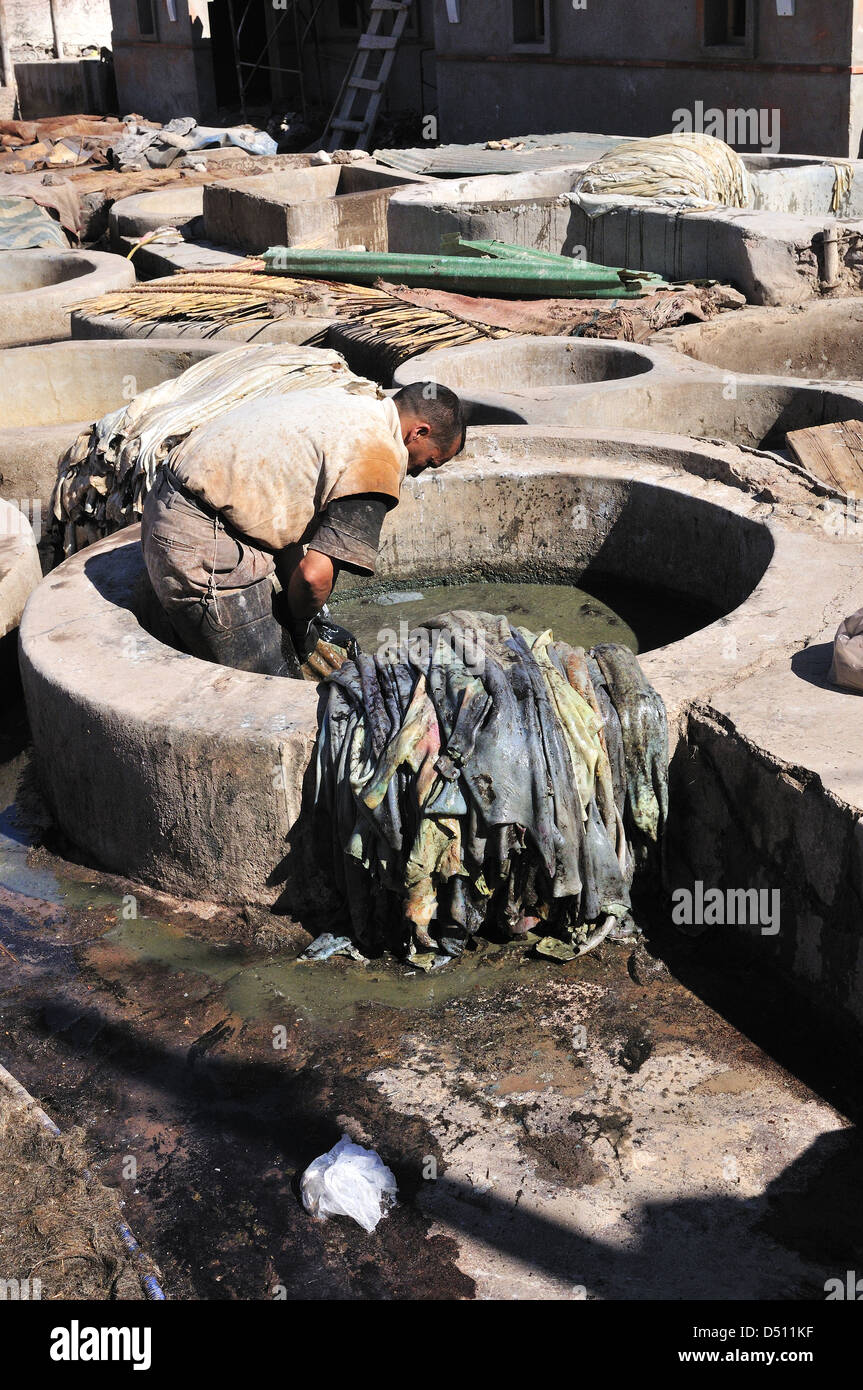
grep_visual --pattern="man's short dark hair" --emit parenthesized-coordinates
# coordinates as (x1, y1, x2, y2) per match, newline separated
(392, 381, 467, 455)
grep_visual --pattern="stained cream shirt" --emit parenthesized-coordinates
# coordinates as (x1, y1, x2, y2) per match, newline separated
(169, 388, 409, 551)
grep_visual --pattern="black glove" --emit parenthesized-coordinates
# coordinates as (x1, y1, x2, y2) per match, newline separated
(310, 609, 361, 661)
(287, 616, 315, 661)
(300, 600, 355, 658)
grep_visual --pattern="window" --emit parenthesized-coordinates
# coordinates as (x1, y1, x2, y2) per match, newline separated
(336, 1, 368, 31)
(512, 0, 547, 47)
(136, 0, 156, 37)
(704, 0, 749, 46)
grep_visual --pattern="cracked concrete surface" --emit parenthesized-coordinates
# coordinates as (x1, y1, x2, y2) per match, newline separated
(365, 964, 852, 1300)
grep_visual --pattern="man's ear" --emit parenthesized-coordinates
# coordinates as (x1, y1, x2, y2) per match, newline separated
(405, 419, 431, 442)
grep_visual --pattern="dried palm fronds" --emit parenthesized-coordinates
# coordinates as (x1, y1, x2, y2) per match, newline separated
(77, 269, 506, 367)
(79, 271, 402, 325)
(330, 304, 504, 377)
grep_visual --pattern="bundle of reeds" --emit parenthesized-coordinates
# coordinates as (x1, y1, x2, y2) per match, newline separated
(79, 270, 334, 324)
(77, 270, 507, 361)
(331, 297, 503, 375)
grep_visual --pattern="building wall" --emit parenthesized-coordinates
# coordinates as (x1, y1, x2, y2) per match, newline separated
(433, 0, 859, 157)
(7, 0, 112, 57)
(109, 0, 216, 122)
(108, 0, 436, 132)
(849, 0, 863, 154)
(7, 0, 114, 118)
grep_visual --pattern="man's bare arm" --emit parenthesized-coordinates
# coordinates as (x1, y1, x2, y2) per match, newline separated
(287, 549, 336, 625)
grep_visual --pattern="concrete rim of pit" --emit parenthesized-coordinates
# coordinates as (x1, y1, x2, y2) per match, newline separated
(394, 334, 711, 419)
(0, 249, 136, 347)
(651, 298, 863, 380)
(0, 499, 41, 642)
(18, 427, 846, 908)
(393, 330, 863, 440)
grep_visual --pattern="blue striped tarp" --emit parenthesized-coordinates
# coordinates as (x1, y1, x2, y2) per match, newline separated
(0, 196, 69, 249)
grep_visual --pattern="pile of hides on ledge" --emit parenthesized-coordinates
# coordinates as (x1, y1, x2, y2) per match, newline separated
(50, 345, 379, 555)
(0, 115, 126, 174)
(313, 612, 667, 968)
(108, 117, 277, 170)
(0, 115, 277, 175)
(572, 131, 750, 209)
(0, 194, 69, 249)
(380, 281, 746, 344)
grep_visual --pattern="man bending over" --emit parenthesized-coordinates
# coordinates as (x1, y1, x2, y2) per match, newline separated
(141, 381, 466, 677)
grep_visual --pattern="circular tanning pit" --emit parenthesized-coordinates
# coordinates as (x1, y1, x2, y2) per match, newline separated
(0, 249, 136, 347)
(395, 332, 863, 447)
(20, 429, 799, 911)
(0, 339, 228, 543)
(393, 335, 689, 422)
(109, 187, 205, 247)
(652, 300, 863, 382)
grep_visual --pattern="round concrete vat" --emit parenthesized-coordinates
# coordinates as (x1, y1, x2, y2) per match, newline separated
(20, 428, 826, 911)
(394, 335, 677, 417)
(394, 333, 863, 445)
(0, 249, 136, 347)
(0, 339, 228, 541)
(109, 187, 205, 247)
(652, 300, 863, 381)
(0, 498, 41, 690)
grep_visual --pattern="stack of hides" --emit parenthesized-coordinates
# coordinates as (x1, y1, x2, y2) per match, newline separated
(315, 611, 667, 962)
(51, 345, 380, 555)
(573, 131, 750, 208)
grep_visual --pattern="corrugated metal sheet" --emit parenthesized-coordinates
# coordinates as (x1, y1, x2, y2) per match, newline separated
(372, 131, 627, 176)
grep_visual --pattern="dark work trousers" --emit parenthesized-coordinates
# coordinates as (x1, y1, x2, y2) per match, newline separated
(141, 469, 301, 678)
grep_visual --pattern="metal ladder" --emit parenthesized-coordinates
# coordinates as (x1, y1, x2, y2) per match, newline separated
(322, 1, 413, 152)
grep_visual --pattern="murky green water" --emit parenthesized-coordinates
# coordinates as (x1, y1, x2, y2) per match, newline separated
(331, 576, 725, 656)
(330, 579, 639, 655)
(0, 724, 532, 1026)
(106, 914, 531, 1023)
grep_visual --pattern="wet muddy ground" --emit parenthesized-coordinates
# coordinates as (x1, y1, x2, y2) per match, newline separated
(1, 698, 860, 1301)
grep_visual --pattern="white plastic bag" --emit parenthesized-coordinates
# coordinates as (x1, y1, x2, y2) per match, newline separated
(300, 1134, 397, 1233)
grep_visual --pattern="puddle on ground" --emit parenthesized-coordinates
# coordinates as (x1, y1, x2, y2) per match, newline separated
(0, 725, 537, 1026)
(0, 750, 66, 904)
(107, 914, 534, 1024)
